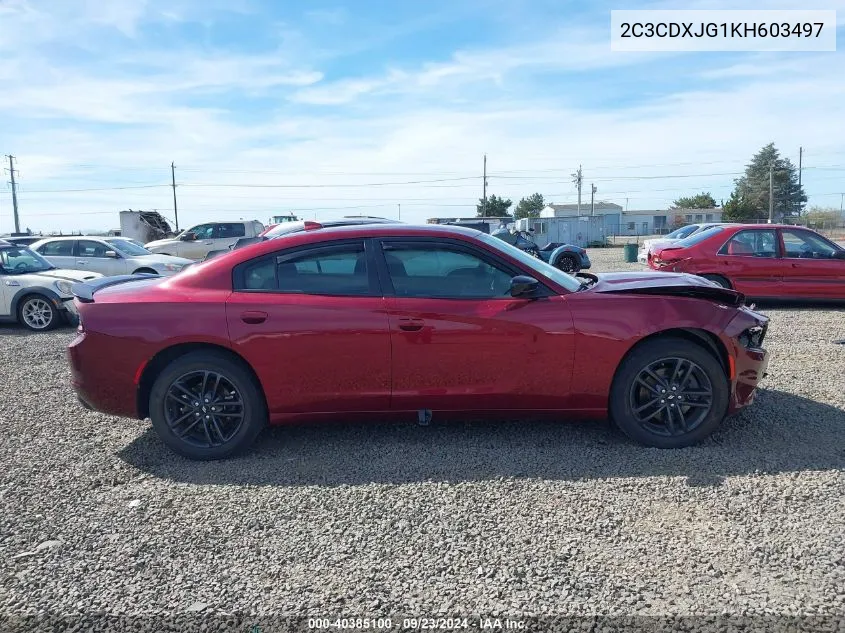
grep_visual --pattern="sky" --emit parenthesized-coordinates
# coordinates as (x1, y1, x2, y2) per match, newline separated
(0, 0, 844, 234)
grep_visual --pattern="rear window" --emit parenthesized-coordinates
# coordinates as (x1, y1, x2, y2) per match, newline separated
(674, 226, 725, 248)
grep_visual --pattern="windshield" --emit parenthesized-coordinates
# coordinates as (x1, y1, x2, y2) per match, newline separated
(665, 225, 699, 240)
(0, 246, 55, 274)
(477, 233, 582, 293)
(106, 239, 151, 256)
(674, 225, 725, 248)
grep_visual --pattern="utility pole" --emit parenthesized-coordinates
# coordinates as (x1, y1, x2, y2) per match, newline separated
(798, 146, 803, 217)
(398, 203, 401, 221)
(482, 154, 488, 216)
(590, 184, 597, 216)
(5, 155, 20, 234)
(171, 162, 179, 231)
(571, 165, 583, 214)
(768, 162, 774, 224)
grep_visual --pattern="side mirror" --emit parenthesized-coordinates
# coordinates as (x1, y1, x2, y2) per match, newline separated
(833, 250, 845, 260)
(104, 250, 118, 258)
(180, 232, 197, 242)
(509, 275, 540, 298)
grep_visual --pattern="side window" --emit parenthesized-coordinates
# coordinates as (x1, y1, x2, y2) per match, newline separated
(782, 230, 838, 259)
(37, 241, 74, 256)
(218, 223, 246, 239)
(237, 242, 372, 296)
(188, 224, 215, 240)
(383, 243, 514, 299)
(77, 240, 108, 258)
(719, 230, 777, 258)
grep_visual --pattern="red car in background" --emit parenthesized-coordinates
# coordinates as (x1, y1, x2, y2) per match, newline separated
(68, 224, 769, 460)
(649, 224, 845, 300)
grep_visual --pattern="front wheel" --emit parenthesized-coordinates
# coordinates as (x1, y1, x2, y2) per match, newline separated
(149, 351, 267, 460)
(555, 254, 579, 274)
(18, 295, 59, 331)
(609, 338, 728, 448)
(700, 274, 732, 289)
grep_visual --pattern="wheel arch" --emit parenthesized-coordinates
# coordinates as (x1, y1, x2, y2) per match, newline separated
(10, 287, 62, 317)
(698, 273, 733, 289)
(136, 342, 267, 419)
(611, 327, 731, 393)
(131, 267, 159, 275)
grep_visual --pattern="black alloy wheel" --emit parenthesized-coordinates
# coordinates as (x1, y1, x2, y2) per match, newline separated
(556, 254, 579, 274)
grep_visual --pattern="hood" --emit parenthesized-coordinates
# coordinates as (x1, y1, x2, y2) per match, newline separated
(144, 238, 178, 249)
(586, 271, 745, 306)
(28, 269, 104, 283)
(135, 253, 193, 266)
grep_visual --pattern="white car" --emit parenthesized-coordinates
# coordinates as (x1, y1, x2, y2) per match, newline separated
(30, 236, 192, 278)
(0, 239, 103, 331)
(638, 223, 728, 263)
(144, 220, 265, 260)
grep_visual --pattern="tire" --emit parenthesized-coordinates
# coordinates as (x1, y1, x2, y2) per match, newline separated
(700, 274, 732, 289)
(17, 294, 59, 331)
(132, 268, 158, 275)
(149, 351, 268, 460)
(555, 254, 579, 274)
(609, 337, 728, 448)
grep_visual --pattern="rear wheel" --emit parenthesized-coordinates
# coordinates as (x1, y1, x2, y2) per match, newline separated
(701, 274, 732, 289)
(610, 337, 728, 448)
(555, 254, 579, 274)
(149, 351, 267, 460)
(18, 295, 59, 331)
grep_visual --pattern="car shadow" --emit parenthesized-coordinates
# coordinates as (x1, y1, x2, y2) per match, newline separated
(118, 388, 845, 487)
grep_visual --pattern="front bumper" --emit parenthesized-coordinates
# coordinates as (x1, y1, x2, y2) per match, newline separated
(729, 345, 770, 413)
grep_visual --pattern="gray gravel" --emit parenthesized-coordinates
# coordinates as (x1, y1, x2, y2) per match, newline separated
(1, 247, 843, 631)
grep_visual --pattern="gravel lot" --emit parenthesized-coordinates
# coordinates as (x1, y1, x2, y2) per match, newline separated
(1, 248, 843, 632)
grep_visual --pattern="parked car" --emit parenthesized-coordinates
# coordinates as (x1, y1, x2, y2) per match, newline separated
(31, 236, 192, 277)
(648, 224, 845, 299)
(1, 235, 43, 247)
(491, 228, 591, 273)
(144, 220, 265, 260)
(638, 223, 727, 264)
(0, 239, 102, 330)
(69, 223, 769, 460)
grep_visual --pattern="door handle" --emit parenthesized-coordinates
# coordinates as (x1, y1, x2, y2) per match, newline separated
(398, 318, 424, 332)
(240, 310, 268, 324)
(76, 261, 87, 265)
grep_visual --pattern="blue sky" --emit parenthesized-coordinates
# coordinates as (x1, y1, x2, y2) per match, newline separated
(0, 0, 844, 233)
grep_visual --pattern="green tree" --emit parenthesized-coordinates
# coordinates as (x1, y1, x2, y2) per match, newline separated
(513, 193, 545, 220)
(476, 194, 513, 218)
(672, 192, 717, 209)
(721, 189, 757, 222)
(728, 143, 807, 221)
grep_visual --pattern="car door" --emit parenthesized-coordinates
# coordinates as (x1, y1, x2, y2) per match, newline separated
(376, 238, 576, 413)
(35, 240, 76, 270)
(179, 223, 217, 259)
(75, 239, 127, 277)
(714, 228, 781, 297)
(226, 239, 391, 416)
(779, 228, 845, 298)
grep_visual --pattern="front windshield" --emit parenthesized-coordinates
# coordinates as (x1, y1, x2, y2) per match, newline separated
(0, 246, 55, 273)
(477, 233, 582, 293)
(666, 225, 699, 239)
(106, 239, 151, 256)
(675, 225, 725, 248)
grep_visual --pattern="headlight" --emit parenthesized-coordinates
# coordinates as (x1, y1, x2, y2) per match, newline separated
(162, 263, 183, 272)
(54, 280, 73, 295)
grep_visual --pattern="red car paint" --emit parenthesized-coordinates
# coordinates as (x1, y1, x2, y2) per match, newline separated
(68, 225, 769, 429)
(649, 224, 845, 300)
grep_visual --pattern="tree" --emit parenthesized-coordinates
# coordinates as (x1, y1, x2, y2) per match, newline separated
(672, 192, 717, 209)
(721, 189, 757, 222)
(803, 206, 842, 228)
(476, 194, 513, 218)
(727, 143, 807, 221)
(513, 193, 545, 220)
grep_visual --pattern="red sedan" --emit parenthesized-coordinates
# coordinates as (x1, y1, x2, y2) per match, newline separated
(68, 224, 769, 460)
(649, 224, 845, 299)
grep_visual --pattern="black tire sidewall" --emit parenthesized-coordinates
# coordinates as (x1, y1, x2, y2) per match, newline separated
(610, 338, 729, 448)
(18, 295, 58, 331)
(701, 274, 731, 289)
(149, 351, 267, 460)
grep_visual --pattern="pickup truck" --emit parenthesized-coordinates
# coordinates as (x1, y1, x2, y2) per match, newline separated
(144, 220, 265, 260)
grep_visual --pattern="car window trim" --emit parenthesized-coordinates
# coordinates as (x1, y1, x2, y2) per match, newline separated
(374, 237, 555, 300)
(716, 229, 781, 258)
(232, 238, 381, 297)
